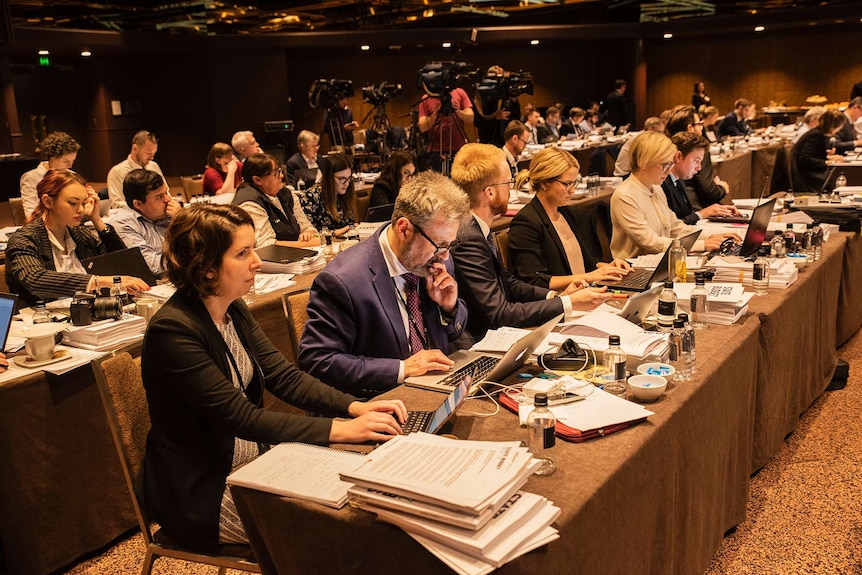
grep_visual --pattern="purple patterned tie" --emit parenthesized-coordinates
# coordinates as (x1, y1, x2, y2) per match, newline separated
(402, 273, 427, 355)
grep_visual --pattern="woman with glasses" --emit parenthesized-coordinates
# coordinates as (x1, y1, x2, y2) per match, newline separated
(231, 153, 317, 248)
(610, 131, 736, 258)
(508, 147, 631, 290)
(370, 151, 415, 208)
(299, 153, 356, 237)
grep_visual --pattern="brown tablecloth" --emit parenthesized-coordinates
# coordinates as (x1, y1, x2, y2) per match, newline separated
(838, 232, 862, 346)
(715, 150, 753, 199)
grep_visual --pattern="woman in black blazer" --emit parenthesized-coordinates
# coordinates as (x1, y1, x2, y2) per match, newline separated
(140, 204, 405, 551)
(792, 109, 847, 193)
(508, 148, 630, 290)
(369, 150, 415, 208)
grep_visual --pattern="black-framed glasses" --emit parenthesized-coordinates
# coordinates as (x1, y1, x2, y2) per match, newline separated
(334, 175, 352, 185)
(268, 168, 284, 178)
(411, 221, 459, 255)
(660, 161, 676, 173)
(487, 178, 516, 189)
(555, 176, 582, 191)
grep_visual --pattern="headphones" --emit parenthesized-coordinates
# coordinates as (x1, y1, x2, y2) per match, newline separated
(539, 338, 588, 371)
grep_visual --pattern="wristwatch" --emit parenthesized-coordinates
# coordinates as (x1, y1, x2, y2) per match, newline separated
(98, 223, 114, 236)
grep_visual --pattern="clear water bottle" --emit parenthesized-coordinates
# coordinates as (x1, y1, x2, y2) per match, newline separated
(678, 312, 696, 375)
(321, 227, 333, 256)
(109, 276, 127, 304)
(689, 272, 709, 330)
(668, 238, 687, 283)
(752, 254, 770, 296)
(657, 281, 677, 332)
(783, 223, 796, 255)
(601, 335, 628, 398)
(32, 301, 51, 324)
(802, 223, 814, 262)
(669, 318, 692, 382)
(527, 393, 556, 476)
(832, 173, 847, 203)
(811, 220, 823, 261)
(770, 230, 785, 258)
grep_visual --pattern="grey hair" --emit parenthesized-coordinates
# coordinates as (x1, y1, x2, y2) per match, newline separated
(391, 171, 469, 229)
(231, 130, 254, 150)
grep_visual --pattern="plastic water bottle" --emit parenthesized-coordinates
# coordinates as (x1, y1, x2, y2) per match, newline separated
(783, 223, 796, 255)
(657, 281, 677, 332)
(811, 220, 823, 261)
(752, 254, 770, 296)
(770, 230, 785, 258)
(678, 312, 696, 375)
(669, 318, 692, 382)
(527, 393, 556, 476)
(802, 223, 814, 262)
(832, 173, 847, 203)
(110, 276, 128, 305)
(32, 301, 51, 324)
(689, 272, 709, 330)
(668, 238, 687, 283)
(601, 335, 628, 398)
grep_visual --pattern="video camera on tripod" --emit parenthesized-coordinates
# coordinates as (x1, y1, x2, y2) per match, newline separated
(474, 69, 534, 117)
(308, 78, 354, 110)
(418, 61, 479, 115)
(362, 82, 403, 106)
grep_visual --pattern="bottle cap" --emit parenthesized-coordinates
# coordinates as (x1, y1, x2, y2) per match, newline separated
(608, 335, 621, 345)
(786, 223, 793, 229)
(678, 313, 689, 322)
(664, 281, 673, 289)
(534, 393, 548, 407)
(35, 300, 46, 307)
(695, 272, 705, 285)
(673, 318, 685, 328)
(113, 275, 121, 281)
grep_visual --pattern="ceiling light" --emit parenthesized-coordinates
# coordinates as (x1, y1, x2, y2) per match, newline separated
(361, 45, 370, 51)
(442, 42, 451, 48)
(754, 26, 765, 32)
(663, 33, 673, 39)
(38, 50, 49, 55)
(423, 8, 435, 17)
(530, 39, 540, 45)
(406, 15, 418, 21)
(81, 50, 92, 57)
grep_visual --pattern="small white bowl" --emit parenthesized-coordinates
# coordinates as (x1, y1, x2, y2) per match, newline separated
(637, 362, 676, 378)
(627, 375, 668, 402)
(786, 253, 808, 270)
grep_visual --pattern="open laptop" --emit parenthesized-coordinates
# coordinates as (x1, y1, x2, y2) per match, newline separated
(0, 293, 18, 351)
(405, 312, 564, 394)
(82, 247, 158, 286)
(711, 197, 777, 258)
(708, 176, 770, 224)
(364, 203, 394, 223)
(255, 244, 318, 264)
(617, 285, 662, 325)
(594, 230, 702, 292)
(402, 377, 471, 435)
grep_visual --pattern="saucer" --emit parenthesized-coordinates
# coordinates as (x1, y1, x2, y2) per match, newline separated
(12, 349, 73, 369)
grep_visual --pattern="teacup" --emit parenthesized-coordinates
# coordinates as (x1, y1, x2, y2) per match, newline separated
(25, 333, 56, 362)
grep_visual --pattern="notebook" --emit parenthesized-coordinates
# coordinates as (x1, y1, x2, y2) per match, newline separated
(255, 244, 319, 264)
(711, 198, 776, 258)
(82, 247, 158, 286)
(405, 313, 564, 394)
(401, 377, 471, 434)
(594, 230, 702, 292)
(0, 292, 18, 350)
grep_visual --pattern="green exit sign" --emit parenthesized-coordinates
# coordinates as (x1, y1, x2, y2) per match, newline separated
(38, 56, 50, 66)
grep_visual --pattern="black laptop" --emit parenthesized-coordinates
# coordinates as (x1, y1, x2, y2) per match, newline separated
(255, 244, 318, 264)
(708, 176, 771, 224)
(594, 230, 702, 292)
(711, 198, 777, 258)
(82, 247, 159, 286)
(364, 203, 394, 223)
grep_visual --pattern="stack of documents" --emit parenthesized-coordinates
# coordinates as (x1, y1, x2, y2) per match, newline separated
(705, 256, 798, 289)
(259, 249, 326, 275)
(673, 282, 752, 325)
(560, 311, 667, 359)
(62, 313, 146, 351)
(354, 221, 387, 241)
(343, 433, 560, 575)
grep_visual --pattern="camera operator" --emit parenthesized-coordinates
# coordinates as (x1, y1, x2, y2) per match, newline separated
(474, 65, 522, 147)
(418, 86, 473, 173)
(323, 96, 359, 150)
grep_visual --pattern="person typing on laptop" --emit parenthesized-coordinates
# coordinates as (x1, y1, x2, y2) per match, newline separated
(449, 143, 611, 344)
(112, 169, 181, 277)
(298, 171, 470, 398)
(610, 131, 739, 259)
(5, 170, 149, 308)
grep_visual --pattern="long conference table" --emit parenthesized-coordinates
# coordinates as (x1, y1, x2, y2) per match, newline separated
(1, 221, 860, 575)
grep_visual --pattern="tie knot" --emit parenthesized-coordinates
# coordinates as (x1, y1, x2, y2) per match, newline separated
(403, 272, 419, 289)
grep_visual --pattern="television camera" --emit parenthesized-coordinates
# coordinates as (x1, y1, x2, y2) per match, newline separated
(474, 69, 534, 117)
(308, 78, 354, 110)
(362, 82, 403, 106)
(418, 61, 479, 115)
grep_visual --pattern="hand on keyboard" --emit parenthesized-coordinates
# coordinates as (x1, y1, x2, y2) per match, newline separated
(404, 349, 455, 378)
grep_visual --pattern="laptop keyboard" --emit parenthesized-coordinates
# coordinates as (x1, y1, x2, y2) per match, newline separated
(402, 410, 432, 435)
(437, 355, 501, 389)
(610, 268, 652, 290)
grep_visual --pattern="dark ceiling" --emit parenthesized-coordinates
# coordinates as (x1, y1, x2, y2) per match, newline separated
(7, 0, 861, 35)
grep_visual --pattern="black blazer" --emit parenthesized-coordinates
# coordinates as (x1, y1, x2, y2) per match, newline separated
(717, 111, 749, 139)
(508, 196, 602, 289)
(285, 153, 327, 184)
(452, 216, 560, 344)
(688, 152, 725, 208)
(140, 294, 356, 551)
(833, 116, 858, 154)
(369, 179, 397, 208)
(661, 177, 699, 225)
(792, 128, 829, 193)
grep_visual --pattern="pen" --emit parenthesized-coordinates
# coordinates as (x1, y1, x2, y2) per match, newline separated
(611, 292, 629, 299)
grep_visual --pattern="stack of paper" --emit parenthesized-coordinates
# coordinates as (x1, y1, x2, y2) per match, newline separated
(705, 256, 798, 289)
(62, 313, 147, 351)
(343, 433, 559, 575)
(560, 311, 667, 358)
(672, 282, 752, 325)
(259, 249, 326, 275)
(354, 221, 387, 241)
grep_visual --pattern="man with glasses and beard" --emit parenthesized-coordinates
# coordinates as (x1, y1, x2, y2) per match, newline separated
(299, 171, 470, 398)
(501, 120, 530, 178)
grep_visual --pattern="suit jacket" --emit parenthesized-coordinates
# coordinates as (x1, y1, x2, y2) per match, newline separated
(661, 177, 699, 225)
(5, 218, 127, 308)
(285, 153, 326, 185)
(508, 196, 602, 289)
(452, 216, 560, 344)
(792, 128, 829, 193)
(604, 89, 627, 128)
(833, 115, 858, 154)
(688, 152, 725, 208)
(298, 225, 468, 398)
(536, 123, 560, 144)
(369, 179, 397, 208)
(717, 111, 749, 139)
(141, 294, 356, 552)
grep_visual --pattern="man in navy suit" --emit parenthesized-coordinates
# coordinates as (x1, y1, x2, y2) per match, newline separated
(299, 171, 470, 398)
(717, 98, 753, 140)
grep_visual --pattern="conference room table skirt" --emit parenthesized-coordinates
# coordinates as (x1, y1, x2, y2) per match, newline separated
(232, 314, 761, 575)
(838, 232, 862, 346)
(0, 366, 136, 575)
(714, 151, 753, 200)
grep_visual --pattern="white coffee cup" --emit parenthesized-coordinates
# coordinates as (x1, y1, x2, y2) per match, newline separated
(25, 333, 56, 362)
(135, 297, 159, 322)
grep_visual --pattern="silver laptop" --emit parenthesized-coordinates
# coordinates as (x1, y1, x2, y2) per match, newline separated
(0, 292, 18, 351)
(617, 285, 662, 325)
(405, 313, 564, 394)
(402, 377, 471, 434)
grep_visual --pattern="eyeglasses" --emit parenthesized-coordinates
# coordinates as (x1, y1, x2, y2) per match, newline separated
(411, 221, 459, 255)
(268, 168, 284, 178)
(487, 178, 516, 189)
(517, 136, 530, 145)
(692, 122, 704, 127)
(555, 176, 583, 191)
(401, 170, 415, 179)
(334, 175, 352, 185)
(660, 161, 676, 173)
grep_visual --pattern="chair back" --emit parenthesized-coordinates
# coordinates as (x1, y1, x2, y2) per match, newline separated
(281, 290, 311, 364)
(0, 264, 9, 295)
(180, 174, 204, 202)
(9, 197, 26, 226)
(355, 192, 370, 223)
(603, 150, 616, 178)
(493, 229, 511, 271)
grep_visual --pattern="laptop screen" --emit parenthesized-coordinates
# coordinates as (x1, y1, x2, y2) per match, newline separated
(425, 378, 470, 433)
(0, 293, 18, 350)
(739, 198, 777, 257)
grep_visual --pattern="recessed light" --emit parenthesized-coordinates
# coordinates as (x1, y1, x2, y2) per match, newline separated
(530, 39, 540, 45)
(38, 50, 49, 55)
(442, 42, 451, 48)
(754, 26, 765, 32)
(360, 45, 370, 51)
(663, 33, 673, 39)
(81, 50, 92, 57)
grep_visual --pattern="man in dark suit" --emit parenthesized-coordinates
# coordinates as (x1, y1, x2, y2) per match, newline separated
(663, 132, 739, 225)
(832, 97, 862, 153)
(298, 171, 470, 398)
(603, 79, 628, 129)
(536, 106, 561, 143)
(285, 130, 326, 185)
(717, 98, 753, 140)
(449, 143, 611, 343)
(501, 120, 529, 178)
(665, 104, 729, 208)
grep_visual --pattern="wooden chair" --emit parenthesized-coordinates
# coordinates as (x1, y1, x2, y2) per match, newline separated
(92, 349, 260, 575)
(281, 289, 310, 364)
(355, 192, 370, 223)
(493, 229, 511, 271)
(180, 174, 204, 202)
(9, 197, 25, 226)
(0, 264, 8, 294)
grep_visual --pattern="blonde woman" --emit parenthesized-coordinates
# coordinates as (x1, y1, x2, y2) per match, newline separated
(508, 147, 630, 290)
(610, 131, 737, 259)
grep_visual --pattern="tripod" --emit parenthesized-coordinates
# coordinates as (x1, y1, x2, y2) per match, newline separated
(326, 105, 348, 153)
(427, 90, 468, 176)
(360, 102, 392, 159)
